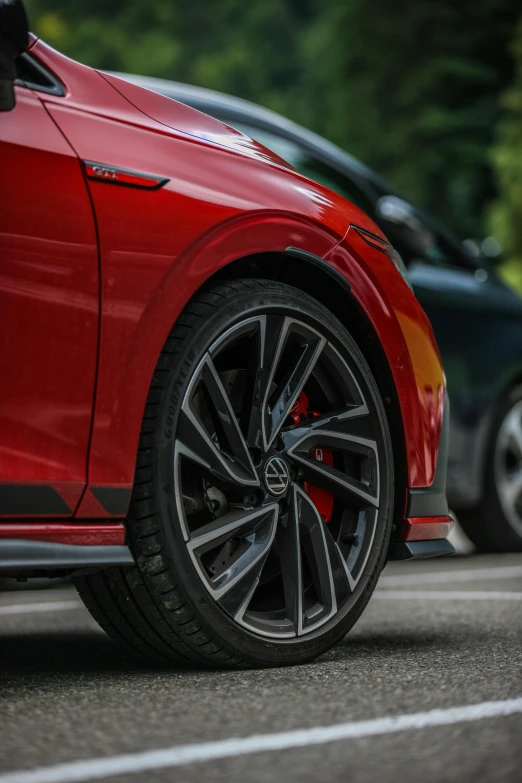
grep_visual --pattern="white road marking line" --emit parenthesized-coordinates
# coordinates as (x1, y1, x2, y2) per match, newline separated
(1, 698, 521, 783)
(0, 600, 83, 616)
(379, 565, 522, 587)
(374, 590, 522, 601)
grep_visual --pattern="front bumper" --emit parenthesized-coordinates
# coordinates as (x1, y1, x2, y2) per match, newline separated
(390, 397, 455, 560)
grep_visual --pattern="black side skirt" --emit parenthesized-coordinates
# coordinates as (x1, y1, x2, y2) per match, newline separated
(0, 539, 135, 573)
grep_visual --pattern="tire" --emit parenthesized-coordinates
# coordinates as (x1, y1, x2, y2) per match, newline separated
(457, 385, 522, 553)
(75, 279, 394, 667)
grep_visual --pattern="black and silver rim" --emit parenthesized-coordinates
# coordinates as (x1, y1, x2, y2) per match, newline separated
(494, 399, 522, 536)
(173, 314, 382, 639)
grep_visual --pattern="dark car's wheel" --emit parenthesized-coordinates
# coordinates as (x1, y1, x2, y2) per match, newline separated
(75, 279, 394, 667)
(457, 386, 522, 553)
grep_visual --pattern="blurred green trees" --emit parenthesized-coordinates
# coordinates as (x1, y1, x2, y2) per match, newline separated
(296, 0, 520, 240)
(24, 0, 313, 108)
(490, 18, 522, 290)
(25, 0, 521, 256)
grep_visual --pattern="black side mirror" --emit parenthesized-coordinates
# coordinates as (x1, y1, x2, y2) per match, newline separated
(0, 0, 29, 112)
(375, 195, 434, 260)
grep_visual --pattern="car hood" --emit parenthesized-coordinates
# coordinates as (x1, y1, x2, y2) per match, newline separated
(29, 37, 391, 246)
(100, 72, 294, 172)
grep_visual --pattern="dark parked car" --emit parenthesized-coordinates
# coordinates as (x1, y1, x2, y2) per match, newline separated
(119, 73, 522, 553)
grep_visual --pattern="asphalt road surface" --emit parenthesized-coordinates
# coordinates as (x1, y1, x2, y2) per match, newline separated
(1, 553, 521, 783)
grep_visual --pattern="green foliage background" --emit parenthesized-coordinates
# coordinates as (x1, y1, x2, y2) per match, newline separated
(25, 0, 522, 265)
(490, 18, 522, 290)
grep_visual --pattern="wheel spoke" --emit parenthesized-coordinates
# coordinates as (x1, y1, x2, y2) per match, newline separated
(246, 316, 326, 450)
(285, 425, 379, 508)
(264, 320, 326, 450)
(187, 504, 279, 603)
(293, 485, 337, 632)
(277, 489, 304, 634)
(281, 403, 372, 453)
(177, 354, 259, 487)
(244, 315, 283, 450)
(322, 521, 356, 597)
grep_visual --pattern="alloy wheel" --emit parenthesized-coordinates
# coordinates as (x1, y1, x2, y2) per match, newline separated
(173, 313, 381, 639)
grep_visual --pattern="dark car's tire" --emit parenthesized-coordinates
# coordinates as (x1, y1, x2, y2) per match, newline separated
(75, 279, 394, 667)
(457, 385, 522, 553)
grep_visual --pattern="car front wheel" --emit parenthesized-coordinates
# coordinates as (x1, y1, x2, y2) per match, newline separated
(75, 279, 394, 667)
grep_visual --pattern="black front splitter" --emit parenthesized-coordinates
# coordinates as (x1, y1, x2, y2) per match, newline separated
(390, 539, 455, 560)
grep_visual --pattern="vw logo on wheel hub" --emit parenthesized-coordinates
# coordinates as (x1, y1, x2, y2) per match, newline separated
(263, 456, 290, 496)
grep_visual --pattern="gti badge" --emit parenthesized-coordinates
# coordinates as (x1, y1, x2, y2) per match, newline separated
(92, 165, 118, 180)
(83, 161, 169, 190)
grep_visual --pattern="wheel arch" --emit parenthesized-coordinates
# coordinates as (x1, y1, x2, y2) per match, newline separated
(83, 218, 415, 532)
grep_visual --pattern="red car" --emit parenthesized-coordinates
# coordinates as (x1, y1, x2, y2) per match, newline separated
(0, 2, 452, 667)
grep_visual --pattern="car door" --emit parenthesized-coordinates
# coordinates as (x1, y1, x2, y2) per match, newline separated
(0, 76, 99, 518)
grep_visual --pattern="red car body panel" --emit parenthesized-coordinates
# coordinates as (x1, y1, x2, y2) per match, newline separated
(0, 87, 98, 514)
(0, 39, 450, 547)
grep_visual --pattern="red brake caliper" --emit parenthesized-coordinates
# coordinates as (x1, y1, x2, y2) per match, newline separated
(290, 392, 335, 524)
